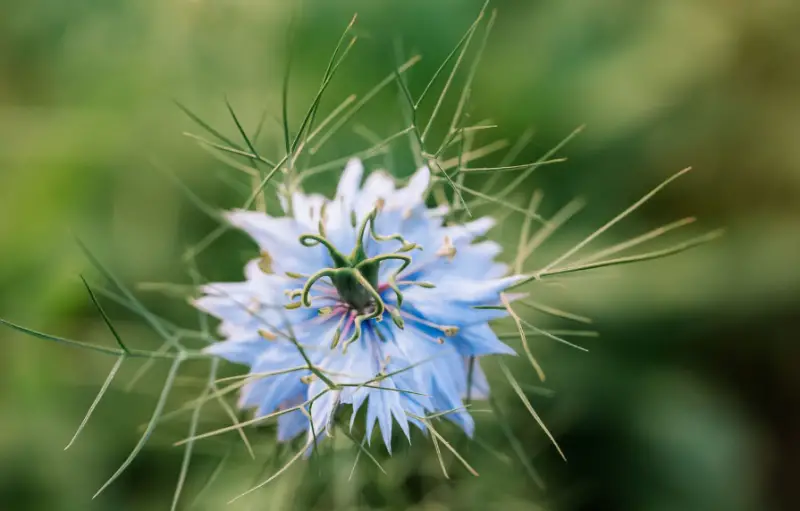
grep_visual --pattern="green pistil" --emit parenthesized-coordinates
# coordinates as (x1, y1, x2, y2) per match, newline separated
(289, 205, 420, 350)
(331, 266, 376, 310)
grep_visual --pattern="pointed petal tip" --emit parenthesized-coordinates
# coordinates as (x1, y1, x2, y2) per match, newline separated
(346, 157, 364, 171)
(223, 208, 248, 224)
(495, 342, 518, 357)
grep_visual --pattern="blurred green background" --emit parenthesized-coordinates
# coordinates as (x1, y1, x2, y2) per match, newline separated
(2, 0, 799, 510)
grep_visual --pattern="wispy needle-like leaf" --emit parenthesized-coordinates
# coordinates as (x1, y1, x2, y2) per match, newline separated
(501, 293, 545, 381)
(64, 355, 125, 450)
(79, 275, 130, 354)
(228, 439, 312, 503)
(93, 354, 185, 498)
(499, 361, 566, 462)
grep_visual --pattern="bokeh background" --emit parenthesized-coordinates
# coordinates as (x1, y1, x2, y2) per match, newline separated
(2, 0, 799, 510)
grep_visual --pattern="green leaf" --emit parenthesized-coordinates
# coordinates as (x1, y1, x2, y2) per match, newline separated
(64, 355, 126, 450)
(93, 354, 185, 498)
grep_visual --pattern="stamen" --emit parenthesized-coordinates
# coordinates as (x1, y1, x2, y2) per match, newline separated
(390, 308, 405, 329)
(246, 298, 261, 315)
(258, 329, 277, 341)
(395, 280, 436, 288)
(258, 251, 273, 273)
(400, 310, 459, 336)
(320, 201, 329, 223)
(374, 325, 388, 343)
(441, 326, 459, 337)
(329, 312, 348, 349)
(411, 327, 446, 345)
(435, 236, 456, 261)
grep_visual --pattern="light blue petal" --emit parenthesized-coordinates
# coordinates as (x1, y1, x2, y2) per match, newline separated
(454, 324, 517, 357)
(386, 166, 430, 211)
(290, 192, 329, 231)
(203, 335, 265, 365)
(225, 210, 326, 273)
(335, 158, 364, 211)
(355, 170, 396, 218)
(376, 390, 396, 453)
(277, 409, 309, 442)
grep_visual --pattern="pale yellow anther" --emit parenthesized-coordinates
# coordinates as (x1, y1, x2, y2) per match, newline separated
(318, 202, 329, 237)
(441, 326, 459, 337)
(319, 201, 329, 223)
(258, 329, 277, 341)
(258, 251, 273, 273)
(318, 307, 333, 316)
(375, 197, 386, 211)
(246, 298, 261, 315)
(436, 236, 456, 261)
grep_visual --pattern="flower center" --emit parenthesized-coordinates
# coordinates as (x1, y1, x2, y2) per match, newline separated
(287, 203, 420, 351)
(330, 260, 379, 312)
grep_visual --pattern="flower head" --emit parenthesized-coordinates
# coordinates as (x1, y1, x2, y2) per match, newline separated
(195, 159, 519, 451)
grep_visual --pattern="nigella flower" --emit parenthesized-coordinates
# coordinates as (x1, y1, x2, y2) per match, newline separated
(194, 158, 520, 451)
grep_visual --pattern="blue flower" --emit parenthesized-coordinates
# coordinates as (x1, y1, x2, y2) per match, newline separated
(194, 159, 519, 451)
